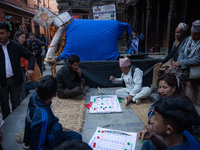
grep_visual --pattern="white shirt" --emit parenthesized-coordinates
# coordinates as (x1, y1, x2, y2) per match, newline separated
(114, 67, 143, 96)
(0, 41, 14, 78)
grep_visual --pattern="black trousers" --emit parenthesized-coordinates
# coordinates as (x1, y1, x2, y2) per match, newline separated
(0, 144, 3, 150)
(57, 79, 85, 99)
(0, 77, 21, 119)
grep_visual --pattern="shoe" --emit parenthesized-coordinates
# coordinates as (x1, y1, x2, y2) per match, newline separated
(74, 94, 84, 100)
(23, 143, 30, 150)
(125, 98, 131, 106)
(149, 93, 159, 102)
(136, 99, 141, 105)
(84, 86, 89, 93)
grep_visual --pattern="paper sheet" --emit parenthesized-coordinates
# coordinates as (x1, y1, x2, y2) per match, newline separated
(90, 95, 122, 113)
(89, 127, 137, 150)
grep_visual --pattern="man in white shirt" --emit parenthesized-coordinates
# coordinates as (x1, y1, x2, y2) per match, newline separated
(109, 57, 151, 105)
(0, 22, 35, 119)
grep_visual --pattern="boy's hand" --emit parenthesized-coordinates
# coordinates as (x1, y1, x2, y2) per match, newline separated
(109, 76, 115, 82)
(63, 127, 71, 132)
(137, 129, 153, 142)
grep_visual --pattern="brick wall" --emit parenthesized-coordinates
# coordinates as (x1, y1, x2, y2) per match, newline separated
(49, 1, 59, 14)
(5, 0, 37, 13)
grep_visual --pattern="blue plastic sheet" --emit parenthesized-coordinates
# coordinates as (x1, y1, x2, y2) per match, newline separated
(61, 19, 132, 61)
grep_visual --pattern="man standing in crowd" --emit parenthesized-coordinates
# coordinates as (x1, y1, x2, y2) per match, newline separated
(27, 33, 44, 73)
(110, 57, 151, 105)
(171, 20, 200, 81)
(56, 55, 89, 99)
(0, 22, 35, 119)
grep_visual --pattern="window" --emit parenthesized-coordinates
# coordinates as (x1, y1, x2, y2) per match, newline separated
(21, 0, 27, 5)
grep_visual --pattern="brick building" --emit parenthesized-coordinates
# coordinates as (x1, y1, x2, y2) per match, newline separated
(0, 0, 58, 40)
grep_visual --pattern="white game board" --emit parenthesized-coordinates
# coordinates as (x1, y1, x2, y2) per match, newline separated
(89, 95, 122, 113)
(89, 127, 137, 150)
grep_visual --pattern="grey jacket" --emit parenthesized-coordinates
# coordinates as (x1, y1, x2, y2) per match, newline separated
(178, 36, 200, 69)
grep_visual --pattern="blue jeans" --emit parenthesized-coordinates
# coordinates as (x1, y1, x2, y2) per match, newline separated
(62, 130, 82, 141)
(25, 81, 38, 91)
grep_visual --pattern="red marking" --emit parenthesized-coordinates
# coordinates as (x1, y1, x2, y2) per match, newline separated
(101, 131, 104, 133)
(97, 136, 100, 139)
(85, 102, 93, 109)
(93, 142, 96, 148)
(103, 108, 105, 110)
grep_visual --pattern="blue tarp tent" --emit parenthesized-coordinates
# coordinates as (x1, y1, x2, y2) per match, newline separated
(61, 19, 132, 61)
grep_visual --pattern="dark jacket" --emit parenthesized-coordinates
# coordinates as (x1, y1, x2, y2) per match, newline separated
(0, 40, 35, 87)
(162, 38, 187, 64)
(24, 92, 65, 150)
(55, 63, 81, 92)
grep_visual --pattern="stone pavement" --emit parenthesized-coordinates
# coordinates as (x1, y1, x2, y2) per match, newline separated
(1, 65, 144, 150)
(1, 63, 200, 150)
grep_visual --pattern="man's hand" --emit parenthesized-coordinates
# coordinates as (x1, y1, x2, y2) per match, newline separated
(0, 129, 3, 144)
(165, 66, 172, 73)
(76, 68, 81, 77)
(26, 70, 34, 78)
(126, 95, 133, 102)
(154, 62, 163, 67)
(33, 52, 37, 56)
(172, 61, 181, 69)
(137, 129, 153, 142)
(109, 76, 115, 82)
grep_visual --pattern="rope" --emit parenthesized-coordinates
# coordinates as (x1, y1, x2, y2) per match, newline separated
(50, 61, 57, 76)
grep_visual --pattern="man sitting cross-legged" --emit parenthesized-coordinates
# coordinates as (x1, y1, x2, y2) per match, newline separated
(109, 57, 151, 105)
(23, 75, 82, 150)
(56, 55, 89, 99)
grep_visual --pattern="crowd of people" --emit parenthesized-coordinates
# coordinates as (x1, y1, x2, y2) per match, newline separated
(0, 19, 200, 150)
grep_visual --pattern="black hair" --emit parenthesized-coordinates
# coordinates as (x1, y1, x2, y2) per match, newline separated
(14, 30, 25, 41)
(14, 30, 27, 47)
(68, 55, 80, 65)
(0, 22, 10, 32)
(28, 32, 35, 38)
(132, 28, 139, 33)
(154, 97, 194, 134)
(55, 139, 92, 150)
(36, 75, 57, 101)
(157, 73, 181, 96)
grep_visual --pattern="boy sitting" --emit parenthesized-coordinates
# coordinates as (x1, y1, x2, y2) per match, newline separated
(137, 97, 200, 150)
(23, 75, 82, 150)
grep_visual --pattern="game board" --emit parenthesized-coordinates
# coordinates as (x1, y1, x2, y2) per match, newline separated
(90, 95, 122, 113)
(88, 127, 137, 150)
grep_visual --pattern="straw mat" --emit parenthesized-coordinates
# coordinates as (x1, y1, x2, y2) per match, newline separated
(122, 99, 153, 124)
(16, 96, 85, 144)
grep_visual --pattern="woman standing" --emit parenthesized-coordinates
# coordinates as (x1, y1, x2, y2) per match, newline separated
(14, 30, 42, 100)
